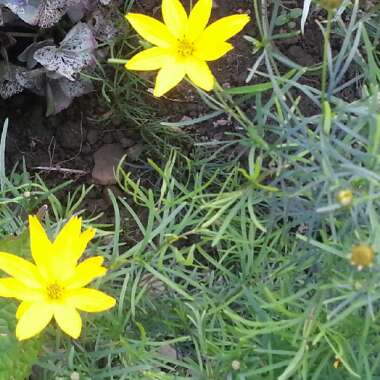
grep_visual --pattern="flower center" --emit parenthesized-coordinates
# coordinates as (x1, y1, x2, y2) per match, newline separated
(177, 39, 195, 57)
(46, 283, 64, 300)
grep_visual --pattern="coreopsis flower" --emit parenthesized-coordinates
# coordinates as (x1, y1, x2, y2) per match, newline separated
(125, 0, 250, 97)
(349, 244, 375, 271)
(0, 216, 116, 340)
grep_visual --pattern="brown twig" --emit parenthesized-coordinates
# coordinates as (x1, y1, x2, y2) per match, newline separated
(32, 166, 88, 175)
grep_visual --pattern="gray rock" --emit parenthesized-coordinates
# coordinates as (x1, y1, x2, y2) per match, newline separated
(92, 144, 124, 185)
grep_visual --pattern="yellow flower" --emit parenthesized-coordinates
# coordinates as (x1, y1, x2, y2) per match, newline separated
(0, 216, 116, 340)
(125, 0, 250, 97)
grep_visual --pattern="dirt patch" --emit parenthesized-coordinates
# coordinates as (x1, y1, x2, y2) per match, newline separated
(1, 0, 360, 207)
(2, 0, 256, 178)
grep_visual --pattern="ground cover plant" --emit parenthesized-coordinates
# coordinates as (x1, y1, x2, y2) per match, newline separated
(0, 0, 380, 379)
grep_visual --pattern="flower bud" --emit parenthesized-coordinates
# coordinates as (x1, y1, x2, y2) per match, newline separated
(70, 372, 80, 380)
(232, 360, 241, 370)
(333, 357, 342, 369)
(320, 0, 342, 10)
(337, 189, 353, 206)
(350, 244, 375, 270)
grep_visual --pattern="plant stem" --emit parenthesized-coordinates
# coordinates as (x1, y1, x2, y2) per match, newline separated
(108, 58, 129, 65)
(321, 10, 333, 101)
(213, 82, 268, 149)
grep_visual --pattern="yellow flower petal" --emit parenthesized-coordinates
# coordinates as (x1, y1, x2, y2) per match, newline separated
(54, 305, 82, 339)
(53, 217, 82, 254)
(199, 14, 250, 44)
(153, 57, 186, 97)
(195, 41, 233, 61)
(185, 57, 214, 91)
(67, 288, 116, 312)
(52, 218, 95, 280)
(74, 227, 96, 263)
(162, 0, 188, 38)
(187, 0, 212, 41)
(53, 217, 81, 259)
(0, 252, 42, 288)
(16, 301, 31, 320)
(125, 13, 176, 48)
(126, 47, 172, 71)
(16, 303, 53, 340)
(0, 278, 43, 301)
(28, 215, 53, 279)
(64, 256, 107, 289)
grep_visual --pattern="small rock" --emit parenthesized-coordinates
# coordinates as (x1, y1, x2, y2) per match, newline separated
(87, 129, 99, 145)
(92, 144, 124, 185)
(158, 345, 178, 361)
(126, 144, 143, 161)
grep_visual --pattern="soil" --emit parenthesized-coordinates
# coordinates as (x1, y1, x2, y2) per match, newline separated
(0, 0, 356, 214)
(1, 1, 256, 181)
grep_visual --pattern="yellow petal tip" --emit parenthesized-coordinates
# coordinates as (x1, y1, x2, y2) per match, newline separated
(107, 297, 117, 309)
(237, 13, 250, 27)
(153, 89, 164, 98)
(125, 12, 139, 22)
(124, 13, 132, 21)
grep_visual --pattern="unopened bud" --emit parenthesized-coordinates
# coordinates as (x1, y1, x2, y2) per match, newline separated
(333, 357, 342, 368)
(70, 372, 80, 380)
(337, 189, 353, 206)
(349, 244, 375, 271)
(232, 360, 241, 370)
(320, 0, 342, 10)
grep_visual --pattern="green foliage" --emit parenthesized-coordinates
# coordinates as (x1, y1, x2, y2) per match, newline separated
(2, 0, 380, 379)
(0, 300, 41, 380)
(0, 233, 41, 380)
(0, 119, 113, 380)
